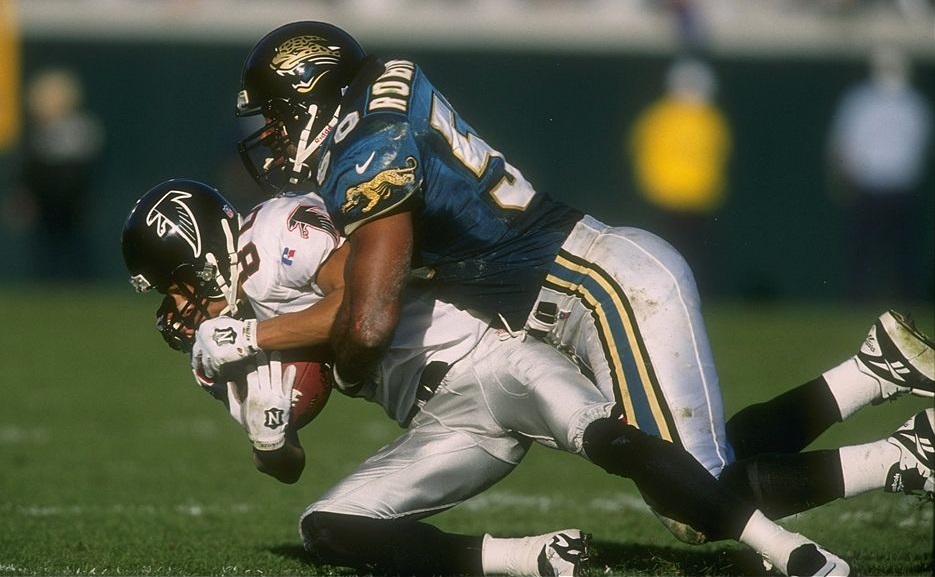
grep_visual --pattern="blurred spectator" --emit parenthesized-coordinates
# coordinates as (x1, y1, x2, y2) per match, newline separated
(669, 0, 708, 49)
(627, 57, 732, 293)
(17, 68, 105, 281)
(827, 45, 932, 302)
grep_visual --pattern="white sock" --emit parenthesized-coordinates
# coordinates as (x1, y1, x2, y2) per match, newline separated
(839, 440, 901, 497)
(739, 510, 809, 575)
(823, 358, 881, 420)
(482, 534, 543, 576)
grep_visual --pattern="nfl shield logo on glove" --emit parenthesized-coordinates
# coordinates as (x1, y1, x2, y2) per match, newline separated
(264, 407, 285, 429)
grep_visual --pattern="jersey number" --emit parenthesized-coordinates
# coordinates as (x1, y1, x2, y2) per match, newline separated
(429, 94, 535, 211)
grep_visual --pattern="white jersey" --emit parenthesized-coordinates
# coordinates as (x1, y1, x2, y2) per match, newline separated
(239, 193, 342, 320)
(238, 192, 487, 425)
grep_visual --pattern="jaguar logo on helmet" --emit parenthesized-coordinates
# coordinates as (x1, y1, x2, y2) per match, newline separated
(145, 189, 202, 258)
(270, 35, 341, 94)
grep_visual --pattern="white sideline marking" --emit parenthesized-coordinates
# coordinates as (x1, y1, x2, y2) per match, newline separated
(461, 491, 651, 514)
(1, 502, 255, 517)
(0, 426, 50, 444)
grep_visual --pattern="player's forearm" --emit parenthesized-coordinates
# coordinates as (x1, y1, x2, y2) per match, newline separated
(330, 299, 396, 384)
(254, 290, 343, 351)
(253, 431, 305, 484)
(331, 213, 412, 384)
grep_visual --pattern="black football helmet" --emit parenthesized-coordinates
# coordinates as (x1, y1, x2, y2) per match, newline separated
(121, 179, 242, 352)
(236, 21, 367, 193)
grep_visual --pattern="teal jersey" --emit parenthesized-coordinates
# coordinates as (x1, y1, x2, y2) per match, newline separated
(316, 59, 582, 327)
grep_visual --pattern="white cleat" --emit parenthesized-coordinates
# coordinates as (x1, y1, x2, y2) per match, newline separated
(535, 529, 590, 577)
(857, 310, 934, 401)
(885, 408, 935, 498)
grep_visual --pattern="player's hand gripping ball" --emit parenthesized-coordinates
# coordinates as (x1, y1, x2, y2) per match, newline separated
(280, 348, 332, 430)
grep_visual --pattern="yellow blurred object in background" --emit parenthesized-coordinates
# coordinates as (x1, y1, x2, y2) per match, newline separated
(0, 0, 20, 150)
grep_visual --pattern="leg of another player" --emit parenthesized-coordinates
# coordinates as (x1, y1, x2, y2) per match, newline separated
(582, 416, 849, 576)
(727, 310, 935, 459)
(721, 408, 935, 519)
(720, 311, 934, 519)
(302, 512, 485, 575)
(302, 512, 589, 577)
(298, 408, 591, 577)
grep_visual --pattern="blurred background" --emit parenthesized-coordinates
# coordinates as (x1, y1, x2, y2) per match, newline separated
(0, 0, 933, 304)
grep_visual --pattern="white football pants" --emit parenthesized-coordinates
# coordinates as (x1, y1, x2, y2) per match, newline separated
(527, 215, 733, 476)
(301, 327, 615, 523)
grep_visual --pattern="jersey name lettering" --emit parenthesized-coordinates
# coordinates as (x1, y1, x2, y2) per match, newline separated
(368, 60, 415, 113)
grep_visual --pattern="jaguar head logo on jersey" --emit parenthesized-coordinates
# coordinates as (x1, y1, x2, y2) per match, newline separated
(270, 35, 340, 95)
(342, 157, 418, 215)
(145, 189, 202, 258)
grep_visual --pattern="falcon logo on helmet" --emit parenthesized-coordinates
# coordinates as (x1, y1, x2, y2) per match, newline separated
(121, 179, 243, 352)
(145, 189, 202, 258)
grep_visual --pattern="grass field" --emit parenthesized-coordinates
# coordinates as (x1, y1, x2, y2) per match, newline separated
(1, 286, 932, 576)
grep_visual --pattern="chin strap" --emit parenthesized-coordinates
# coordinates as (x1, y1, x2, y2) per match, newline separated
(289, 105, 340, 186)
(212, 216, 242, 317)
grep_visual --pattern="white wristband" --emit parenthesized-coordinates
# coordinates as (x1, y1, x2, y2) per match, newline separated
(251, 435, 285, 452)
(242, 318, 259, 352)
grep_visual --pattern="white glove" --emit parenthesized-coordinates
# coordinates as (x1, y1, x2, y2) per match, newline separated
(191, 316, 259, 379)
(242, 351, 295, 451)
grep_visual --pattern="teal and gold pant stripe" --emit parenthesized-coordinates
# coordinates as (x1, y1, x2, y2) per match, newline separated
(544, 249, 680, 445)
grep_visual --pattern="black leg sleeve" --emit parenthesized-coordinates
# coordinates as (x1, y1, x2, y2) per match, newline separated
(719, 449, 846, 519)
(727, 377, 842, 459)
(582, 417, 755, 541)
(301, 511, 484, 576)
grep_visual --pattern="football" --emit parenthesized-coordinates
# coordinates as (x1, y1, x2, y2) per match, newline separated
(280, 348, 332, 430)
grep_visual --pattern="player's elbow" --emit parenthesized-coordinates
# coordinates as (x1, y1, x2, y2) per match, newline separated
(349, 310, 398, 352)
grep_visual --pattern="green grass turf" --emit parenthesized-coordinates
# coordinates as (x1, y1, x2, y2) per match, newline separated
(0, 286, 932, 575)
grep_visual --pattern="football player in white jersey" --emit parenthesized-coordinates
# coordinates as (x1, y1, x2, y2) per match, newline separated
(229, 17, 935, 571)
(225, 21, 932, 574)
(122, 179, 932, 576)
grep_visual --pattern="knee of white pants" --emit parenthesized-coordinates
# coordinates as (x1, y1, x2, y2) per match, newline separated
(300, 424, 521, 524)
(566, 402, 618, 455)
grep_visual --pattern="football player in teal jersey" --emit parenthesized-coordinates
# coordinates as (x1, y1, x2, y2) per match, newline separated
(222, 21, 934, 576)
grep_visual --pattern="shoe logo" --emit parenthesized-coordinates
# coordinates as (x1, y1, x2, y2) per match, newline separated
(814, 560, 838, 577)
(914, 434, 934, 463)
(550, 532, 588, 563)
(862, 357, 910, 383)
(887, 469, 905, 493)
(355, 151, 376, 174)
(863, 333, 879, 354)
